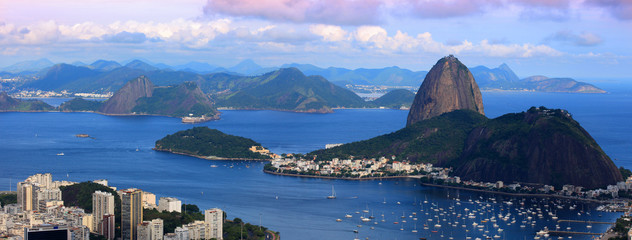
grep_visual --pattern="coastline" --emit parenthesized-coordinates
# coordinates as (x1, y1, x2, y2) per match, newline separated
(153, 148, 271, 161)
(262, 169, 418, 181)
(419, 182, 621, 204)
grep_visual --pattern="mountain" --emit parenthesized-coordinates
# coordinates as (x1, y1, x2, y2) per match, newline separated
(124, 60, 159, 72)
(281, 63, 427, 86)
(308, 56, 620, 189)
(89, 60, 122, 71)
(99, 76, 155, 114)
(214, 68, 366, 113)
(98, 76, 218, 118)
(1, 58, 55, 73)
(173, 61, 220, 73)
(22, 64, 101, 91)
(228, 59, 276, 75)
(308, 110, 488, 165)
(471, 64, 606, 93)
(453, 107, 622, 188)
(154, 127, 270, 160)
(59, 98, 103, 112)
(370, 89, 415, 109)
(0, 92, 55, 111)
(470, 63, 520, 89)
(407, 55, 484, 126)
(521, 76, 606, 93)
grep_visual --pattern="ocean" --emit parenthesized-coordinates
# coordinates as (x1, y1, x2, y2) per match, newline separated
(1, 87, 631, 239)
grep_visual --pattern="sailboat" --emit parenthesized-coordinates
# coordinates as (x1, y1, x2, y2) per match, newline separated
(327, 185, 336, 199)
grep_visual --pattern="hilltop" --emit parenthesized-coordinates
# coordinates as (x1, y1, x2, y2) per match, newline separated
(155, 127, 271, 160)
(407, 55, 484, 126)
(0, 92, 55, 112)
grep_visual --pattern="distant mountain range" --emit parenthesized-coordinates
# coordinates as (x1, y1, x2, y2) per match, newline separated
(4, 58, 605, 94)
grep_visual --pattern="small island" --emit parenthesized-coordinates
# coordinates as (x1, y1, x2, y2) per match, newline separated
(154, 127, 274, 160)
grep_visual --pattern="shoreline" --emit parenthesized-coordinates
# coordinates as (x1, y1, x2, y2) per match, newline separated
(153, 148, 271, 161)
(419, 182, 620, 204)
(263, 169, 418, 181)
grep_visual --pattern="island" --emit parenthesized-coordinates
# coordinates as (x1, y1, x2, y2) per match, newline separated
(154, 127, 274, 160)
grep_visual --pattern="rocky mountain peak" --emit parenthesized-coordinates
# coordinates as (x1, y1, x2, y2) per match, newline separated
(406, 55, 484, 126)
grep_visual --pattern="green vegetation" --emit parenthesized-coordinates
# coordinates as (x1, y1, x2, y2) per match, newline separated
(59, 182, 121, 237)
(155, 127, 271, 159)
(369, 89, 415, 109)
(223, 218, 268, 240)
(132, 82, 216, 117)
(59, 98, 103, 111)
(143, 205, 204, 233)
(214, 68, 366, 112)
(0, 92, 55, 111)
(0, 193, 17, 207)
(620, 167, 632, 179)
(610, 216, 632, 239)
(307, 109, 488, 165)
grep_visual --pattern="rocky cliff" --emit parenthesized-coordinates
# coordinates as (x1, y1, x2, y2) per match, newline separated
(407, 55, 484, 126)
(99, 75, 155, 114)
(453, 107, 622, 189)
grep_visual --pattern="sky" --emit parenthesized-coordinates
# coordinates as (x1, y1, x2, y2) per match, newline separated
(0, 0, 631, 79)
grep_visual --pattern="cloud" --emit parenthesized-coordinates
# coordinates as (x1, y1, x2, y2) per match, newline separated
(398, 0, 501, 19)
(309, 24, 349, 42)
(585, 0, 632, 20)
(102, 31, 147, 43)
(545, 30, 603, 46)
(203, 0, 384, 25)
(478, 40, 562, 57)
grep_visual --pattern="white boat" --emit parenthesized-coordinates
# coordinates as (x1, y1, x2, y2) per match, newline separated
(210, 165, 218, 168)
(336, 219, 342, 222)
(57, 152, 64, 156)
(327, 185, 336, 199)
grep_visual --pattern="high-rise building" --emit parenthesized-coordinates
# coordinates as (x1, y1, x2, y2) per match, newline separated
(26, 173, 52, 189)
(102, 214, 116, 240)
(121, 188, 143, 240)
(184, 221, 205, 240)
(150, 218, 164, 240)
(142, 191, 157, 209)
(137, 222, 151, 240)
(17, 182, 39, 211)
(174, 227, 188, 240)
(204, 208, 223, 240)
(92, 191, 115, 235)
(81, 214, 93, 232)
(158, 197, 181, 213)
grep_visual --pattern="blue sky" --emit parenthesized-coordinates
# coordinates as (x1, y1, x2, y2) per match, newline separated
(0, 0, 630, 79)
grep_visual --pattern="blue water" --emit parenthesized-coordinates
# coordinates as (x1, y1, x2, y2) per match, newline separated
(2, 89, 632, 239)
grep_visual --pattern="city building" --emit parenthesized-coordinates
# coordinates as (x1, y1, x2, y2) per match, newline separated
(174, 227, 188, 240)
(204, 208, 223, 240)
(101, 214, 115, 240)
(150, 218, 164, 240)
(17, 182, 38, 211)
(142, 191, 157, 209)
(24, 225, 69, 240)
(158, 197, 181, 213)
(92, 191, 115, 235)
(121, 188, 143, 240)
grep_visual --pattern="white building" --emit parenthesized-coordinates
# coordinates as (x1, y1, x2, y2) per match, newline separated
(205, 208, 223, 240)
(92, 190, 115, 235)
(158, 197, 181, 213)
(174, 226, 189, 240)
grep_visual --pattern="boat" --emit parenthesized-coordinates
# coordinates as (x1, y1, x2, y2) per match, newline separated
(56, 152, 64, 156)
(336, 219, 342, 222)
(210, 165, 218, 168)
(345, 214, 353, 218)
(327, 185, 336, 199)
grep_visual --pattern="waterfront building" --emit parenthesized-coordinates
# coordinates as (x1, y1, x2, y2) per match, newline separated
(93, 179, 108, 187)
(102, 214, 115, 240)
(158, 197, 181, 213)
(26, 173, 52, 189)
(204, 208, 223, 240)
(121, 188, 143, 240)
(92, 191, 115, 235)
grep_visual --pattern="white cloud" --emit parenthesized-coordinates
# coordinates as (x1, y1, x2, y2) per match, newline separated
(478, 40, 562, 57)
(309, 24, 349, 42)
